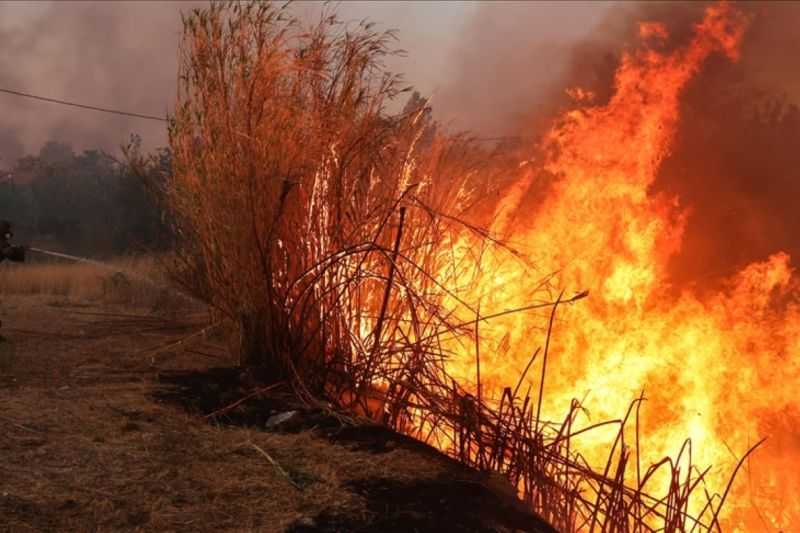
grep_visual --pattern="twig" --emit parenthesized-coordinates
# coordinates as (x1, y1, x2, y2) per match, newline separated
(535, 291, 562, 435)
(59, 310, 165, 320)
(248, 441, 301, 490)
(139, 320, 227, 362)
(371, 206, 406, 351)
(709, 438, 767, 532)
(203, 383, 284, 420)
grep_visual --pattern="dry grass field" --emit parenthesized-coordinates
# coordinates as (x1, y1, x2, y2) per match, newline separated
(0, 261, 553, 533)
(0, 257, 178, 310)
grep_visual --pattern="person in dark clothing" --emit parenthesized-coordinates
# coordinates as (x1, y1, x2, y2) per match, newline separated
(0, 220, 25, 263)
(0, 220, 26, 336)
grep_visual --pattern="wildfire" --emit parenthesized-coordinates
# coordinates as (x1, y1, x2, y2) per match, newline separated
(440, 3, 798, 530)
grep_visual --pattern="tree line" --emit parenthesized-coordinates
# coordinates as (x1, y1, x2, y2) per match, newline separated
(0, 136, 171, 257)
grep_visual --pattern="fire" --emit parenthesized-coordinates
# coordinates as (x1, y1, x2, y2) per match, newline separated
(440, 3, 798, 530)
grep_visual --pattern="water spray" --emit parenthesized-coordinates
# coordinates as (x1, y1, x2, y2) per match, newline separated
(26, 246, 194, 301)
(29, 247, 128, 270)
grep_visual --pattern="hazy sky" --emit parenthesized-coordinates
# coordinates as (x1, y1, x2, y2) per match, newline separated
(3, 1, 799, 286)
(0, 1, 615, 164)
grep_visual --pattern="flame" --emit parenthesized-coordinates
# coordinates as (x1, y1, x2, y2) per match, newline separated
(440, 3, 798, 530)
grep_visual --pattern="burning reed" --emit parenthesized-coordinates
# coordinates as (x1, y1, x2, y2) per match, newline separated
(165, 0, 494, 390)
(159, 2, 759, 531)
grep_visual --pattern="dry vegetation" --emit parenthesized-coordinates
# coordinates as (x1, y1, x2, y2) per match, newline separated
(129, 2, 762, 531)
(3, 296, 554, 532)
(119, 1, 752, 531)
(0, 257, 188, 314)
(162, 0, 497, 381)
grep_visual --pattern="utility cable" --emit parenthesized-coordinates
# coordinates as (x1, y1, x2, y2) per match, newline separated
(0, 86, 524, 141)
(0, 87, 168, 122)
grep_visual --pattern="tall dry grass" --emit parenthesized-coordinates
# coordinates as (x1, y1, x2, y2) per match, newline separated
(164, 1, 496, 382)
(0, 256, 184, 312)
(158, 2, 752, 531)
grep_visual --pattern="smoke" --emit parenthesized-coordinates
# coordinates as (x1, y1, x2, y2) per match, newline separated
(0, 1, 617, 165)
(0, 127, 24, 167)
(0, 1, 203, 166)
(432, 1, 616, 137)
(0, 1, 476, 166)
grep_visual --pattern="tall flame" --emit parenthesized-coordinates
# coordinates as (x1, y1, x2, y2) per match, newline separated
(442, 3, 798, 530)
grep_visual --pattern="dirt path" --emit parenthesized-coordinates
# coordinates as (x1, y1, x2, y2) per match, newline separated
(0, 296, 554, 533)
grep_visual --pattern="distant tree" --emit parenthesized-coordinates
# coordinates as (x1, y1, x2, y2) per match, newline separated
(116, 137, 173, 253)
(38, 141, 75, 167)
(0, 178, 34, 236)
(10, 138, 170, 256)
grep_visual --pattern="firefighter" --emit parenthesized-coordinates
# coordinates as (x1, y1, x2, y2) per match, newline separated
(0, 220, 25, 335)
(0, 220, 25, 263)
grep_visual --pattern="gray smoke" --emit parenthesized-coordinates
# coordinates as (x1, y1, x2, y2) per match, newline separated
(0, 1, 453, 165)
(0, 1, 619, 166)
(0, 0, 202, 166)
(433, 1, 616, 137)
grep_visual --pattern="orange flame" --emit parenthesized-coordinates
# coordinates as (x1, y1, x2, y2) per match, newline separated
(441, 3, 797, 530)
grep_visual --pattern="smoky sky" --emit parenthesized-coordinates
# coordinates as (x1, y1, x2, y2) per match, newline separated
(1, 1, 798, 286)
(0, 1, 456, 164)
(0, 1, 613, 166)
(433, 1, 616, 137)
(0, 0, 203, 167)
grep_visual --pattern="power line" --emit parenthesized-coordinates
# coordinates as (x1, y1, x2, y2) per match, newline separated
(0, 87, 168, 122)
(0, 86, 524, 142)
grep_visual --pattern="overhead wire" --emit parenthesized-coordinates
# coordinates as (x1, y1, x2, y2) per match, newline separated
(0, 85, 525, 142)
(0, 87, 168, 122)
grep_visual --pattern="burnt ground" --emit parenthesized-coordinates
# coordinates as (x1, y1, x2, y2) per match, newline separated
(0, 295, 556, 533)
